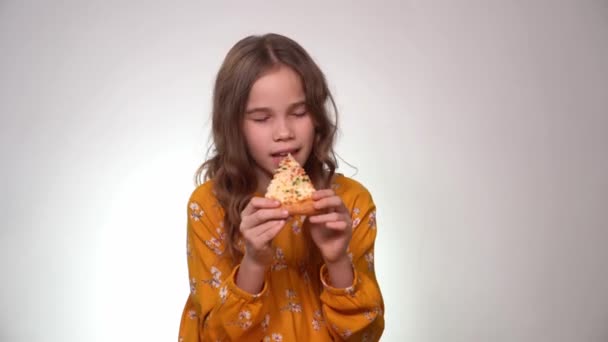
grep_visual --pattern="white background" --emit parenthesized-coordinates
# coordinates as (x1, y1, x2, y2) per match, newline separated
(1, 1, 607, 341)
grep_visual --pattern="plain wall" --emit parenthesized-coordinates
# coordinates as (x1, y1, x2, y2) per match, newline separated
(1, 1, 607, 341)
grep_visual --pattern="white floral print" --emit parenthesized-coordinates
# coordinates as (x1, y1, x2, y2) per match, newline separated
(285, 289, 296, 299)
(238, 310, 251, 321)
(368, 210, 377, 229)
(352, 217, 361, 229)
(280, 302, 302, 313)
(261, 314, 270, 332)
(189, 202, 204, 221)
(203, 266, 222, 288)
(281, 289, 302, 313)
(365, 251, 375, 271)
(219, 286, 228, 303)
(352, 207, 362, 230)
(364, 306, 383, 321)
(226, 309, 254, 330)
(341, 329, 352, 339)
(345, 285, 356, 297)
(291, 220, 301, 234)
(271, 247, 287, 271)
(312, 309, 325, 331)
(189, 277, 196, 295)
(204, 226, 226, 255)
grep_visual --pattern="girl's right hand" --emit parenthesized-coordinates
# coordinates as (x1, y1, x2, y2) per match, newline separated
(239, 197, 289, 267)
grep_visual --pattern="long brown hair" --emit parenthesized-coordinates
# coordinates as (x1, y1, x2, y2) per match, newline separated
(194, 33, 339, 269)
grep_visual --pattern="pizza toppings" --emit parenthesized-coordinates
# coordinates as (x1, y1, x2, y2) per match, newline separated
(265, 153, 316, 206)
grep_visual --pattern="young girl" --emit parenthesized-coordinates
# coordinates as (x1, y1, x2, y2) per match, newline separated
(178, 33, 384, 341)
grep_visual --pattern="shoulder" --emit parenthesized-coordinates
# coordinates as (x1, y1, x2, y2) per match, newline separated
(332, 173, 375, 206)
(333, 174, 378, 234)
(189, 179, 216, 203)
(187, 179, 224, 222)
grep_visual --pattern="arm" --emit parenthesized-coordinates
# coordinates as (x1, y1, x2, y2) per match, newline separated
(319, 191, 385, 341)
(178, 196, 269, 342)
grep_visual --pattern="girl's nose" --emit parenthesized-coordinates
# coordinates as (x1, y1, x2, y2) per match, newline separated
(273, 119, 294, 141)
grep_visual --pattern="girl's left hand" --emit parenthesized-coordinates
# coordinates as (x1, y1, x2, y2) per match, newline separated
(307, 189, 352, 264)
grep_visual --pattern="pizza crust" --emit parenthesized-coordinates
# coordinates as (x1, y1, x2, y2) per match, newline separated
(281, 198, 317, 216)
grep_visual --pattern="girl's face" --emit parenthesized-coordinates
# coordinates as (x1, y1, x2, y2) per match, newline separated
(243, 65, 316, 191)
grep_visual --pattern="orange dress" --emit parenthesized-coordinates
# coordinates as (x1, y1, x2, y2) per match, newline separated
(178, 174, 384, 341)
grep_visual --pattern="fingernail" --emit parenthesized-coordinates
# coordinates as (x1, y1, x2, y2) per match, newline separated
(282, 210, 289, 216)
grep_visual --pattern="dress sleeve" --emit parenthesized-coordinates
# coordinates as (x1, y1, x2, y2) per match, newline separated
(319, 189, 385, 341)
(178, 192, 270, 342)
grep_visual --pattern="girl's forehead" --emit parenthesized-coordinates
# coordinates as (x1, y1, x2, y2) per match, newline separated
(247, 66, 305, 108)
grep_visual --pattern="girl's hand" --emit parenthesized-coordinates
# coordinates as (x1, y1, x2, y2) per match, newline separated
(308, 189, 353, 264)
(239, 197, 289, 267)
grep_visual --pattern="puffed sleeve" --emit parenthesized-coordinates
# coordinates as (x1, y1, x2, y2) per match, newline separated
(319, 188, 385, 341)
(178, 187, 270, 341)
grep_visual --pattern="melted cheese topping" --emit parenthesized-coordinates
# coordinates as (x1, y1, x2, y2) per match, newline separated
(265, 153, 315, 204)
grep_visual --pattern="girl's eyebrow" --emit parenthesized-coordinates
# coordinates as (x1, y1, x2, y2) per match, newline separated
(245, 100, 306, 115)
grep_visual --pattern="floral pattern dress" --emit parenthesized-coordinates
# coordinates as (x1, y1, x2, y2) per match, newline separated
(178, 174, 384, 341)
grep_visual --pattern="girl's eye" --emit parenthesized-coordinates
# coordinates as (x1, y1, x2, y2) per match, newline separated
(293, 111, 307, 117)
(252, 117, 269, 122)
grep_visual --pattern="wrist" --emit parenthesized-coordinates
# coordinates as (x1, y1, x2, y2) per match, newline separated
(324, 252, 350, 268)
(236, 255, 268, 294)
(323, 254, 354, 289)
(242, 253, 270, 272)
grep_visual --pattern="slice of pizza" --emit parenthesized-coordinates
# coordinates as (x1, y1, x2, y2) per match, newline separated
(265, 153, 317, 215)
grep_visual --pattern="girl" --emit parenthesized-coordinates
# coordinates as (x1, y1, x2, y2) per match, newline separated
(179, 33, 384, 341)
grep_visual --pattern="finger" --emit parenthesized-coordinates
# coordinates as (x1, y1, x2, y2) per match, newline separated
(241, 207, 288, 231)
(242, 216, 276, 235)
(252, 219, 285, 239)
(313, 195, 347, 213)
(311, 189, 335, 201)
(325, 220, 349, 230)
(242, 197, 281, 218)
(308, 212, 342, 224)
(246, 208, 289, 228)
(241, 220, 284, 249)
(245, 220, 285, 250)
(257, 220, 286, 243)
